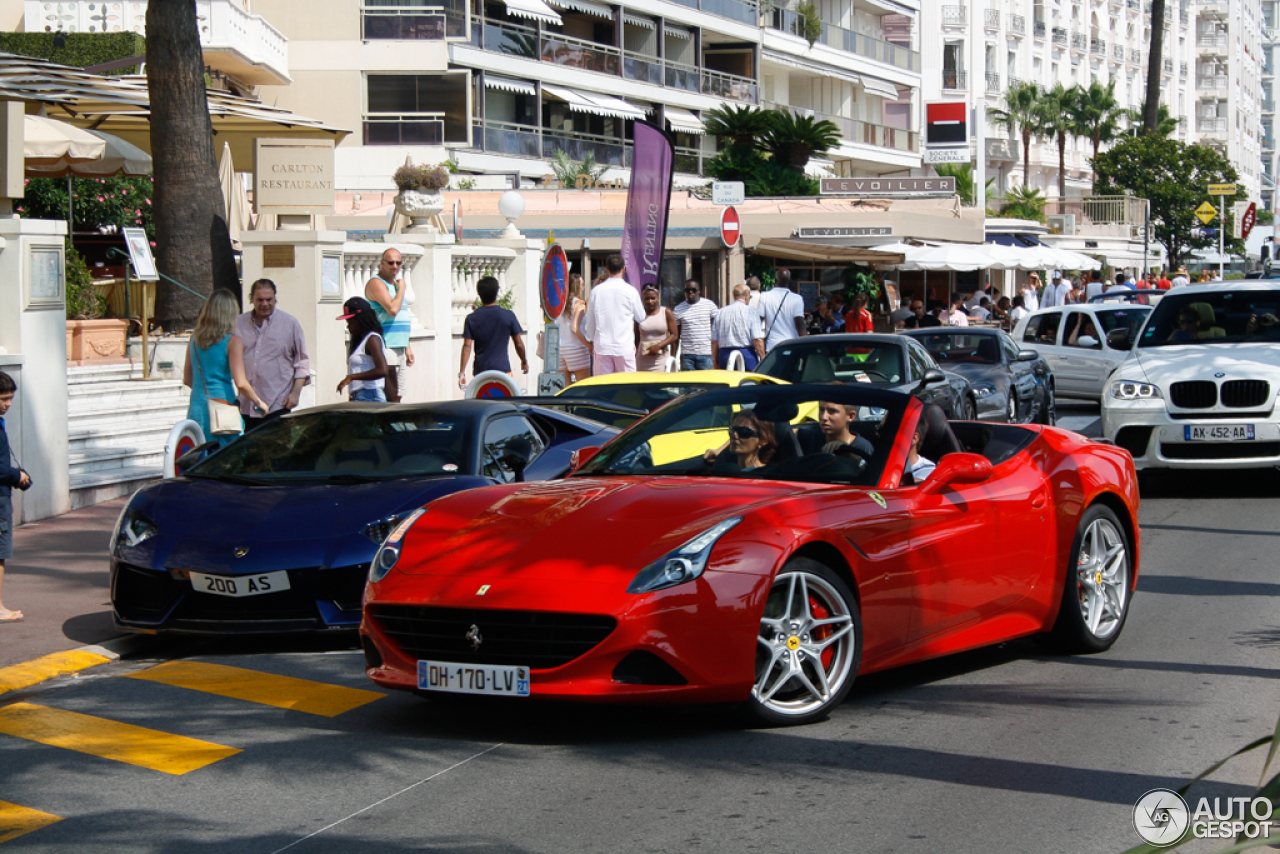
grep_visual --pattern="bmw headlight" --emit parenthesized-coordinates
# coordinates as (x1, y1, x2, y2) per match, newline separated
(113, 507, 158, 553)
(1109, 380, 1162, 401)
(368, 508, 427, 583)
(627, 517, 742, 595)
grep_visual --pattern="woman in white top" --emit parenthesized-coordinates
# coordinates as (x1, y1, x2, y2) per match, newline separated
(557, 272, 592, 385)
(336, 297, 390, 402)
(1020, 273, 1041, 312)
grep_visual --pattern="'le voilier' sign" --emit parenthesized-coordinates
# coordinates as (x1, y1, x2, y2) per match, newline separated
(820, 177, 956, 198)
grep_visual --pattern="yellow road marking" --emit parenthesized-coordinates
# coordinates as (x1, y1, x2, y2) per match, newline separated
(0, 800, 62, 844)
(125, 661, 383, 717)
(0, 703, 239, 775)
(0, 650, 112, 696)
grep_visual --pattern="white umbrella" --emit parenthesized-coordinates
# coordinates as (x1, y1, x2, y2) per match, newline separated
(217, 141, 251, 248)
(23, 114, 105, 162)
(24, 125, 151, 177)
(905, 243, 997, 272)
(974, 243, 1034, 270)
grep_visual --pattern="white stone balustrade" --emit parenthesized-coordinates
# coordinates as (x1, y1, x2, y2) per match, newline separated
(341, 242, 427, 332)
(450, 247, 517, 333)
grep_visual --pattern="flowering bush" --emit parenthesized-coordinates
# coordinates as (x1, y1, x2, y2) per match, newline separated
(392, 162, 449, 192)
(18, 176, 156, 238)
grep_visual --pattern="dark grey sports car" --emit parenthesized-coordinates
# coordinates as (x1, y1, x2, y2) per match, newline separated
(756, 333, 979, 420)
(901, 327, 1055, 424)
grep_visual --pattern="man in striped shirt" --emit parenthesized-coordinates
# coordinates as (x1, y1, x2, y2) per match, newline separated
(712, 283, 765, 370)
(673, 280, 718, 371)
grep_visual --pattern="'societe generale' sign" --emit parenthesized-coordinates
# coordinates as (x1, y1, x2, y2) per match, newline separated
(820, 177, 956, 197)
(254, 138, 336, 215)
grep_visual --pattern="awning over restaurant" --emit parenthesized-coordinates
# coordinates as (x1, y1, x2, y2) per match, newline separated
(749, 237, 906, 266)
(543, 85, 647, 120)
(664, 106, 705, 135)
(504, 0, 563, 25)
(483, 74, 536, 96)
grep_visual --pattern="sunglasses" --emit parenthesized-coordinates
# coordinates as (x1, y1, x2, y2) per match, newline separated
(731, 425, 759, 439)
(385, 260, 403, 266)
(684, 288, 699, 293)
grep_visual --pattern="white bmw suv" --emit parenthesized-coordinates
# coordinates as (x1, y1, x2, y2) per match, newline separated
(1101, 282, 1280, 471)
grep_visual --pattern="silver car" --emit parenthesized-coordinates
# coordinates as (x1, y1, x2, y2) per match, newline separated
(1011, 303, 1153, 400)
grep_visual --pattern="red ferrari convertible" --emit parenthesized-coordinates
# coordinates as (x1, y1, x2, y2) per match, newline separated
(361, 385, 1139, 725)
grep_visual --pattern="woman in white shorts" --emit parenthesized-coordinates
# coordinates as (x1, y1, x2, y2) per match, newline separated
(557, 273, 592, 384)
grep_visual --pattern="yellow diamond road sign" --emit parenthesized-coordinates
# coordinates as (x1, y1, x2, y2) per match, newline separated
(1196, 202, 1217, 225)
(1208, 183, 1237, 196)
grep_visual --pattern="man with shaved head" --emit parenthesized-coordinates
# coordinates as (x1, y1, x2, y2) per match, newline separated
(365, 247, 415, 401)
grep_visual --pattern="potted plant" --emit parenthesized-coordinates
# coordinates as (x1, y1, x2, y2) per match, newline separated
(392, 161, 450, 232)
(65, 243, 128, 363)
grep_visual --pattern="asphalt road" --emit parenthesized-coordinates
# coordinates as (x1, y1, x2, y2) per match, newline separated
(3, 402, 1279, 853)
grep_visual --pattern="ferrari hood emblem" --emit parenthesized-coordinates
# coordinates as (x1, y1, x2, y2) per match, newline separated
(868, 492, 887, 509)
(234, 547, 250, 558)
(466, 624, 483, 651)
(476, 584, 491, 596)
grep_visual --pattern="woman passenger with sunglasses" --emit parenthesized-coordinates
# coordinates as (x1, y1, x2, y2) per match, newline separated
(703, 411, 778, 472)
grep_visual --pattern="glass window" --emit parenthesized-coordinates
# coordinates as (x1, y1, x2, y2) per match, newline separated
(1023, 311, 1062, 345)
(481, 415, 547, 481)
(1094, 307, 1153, 340)
(906, 341, 934, 381)
(757, 342, 904, 384)
(1001, 333, 1021, 361)
(1138, 289, 1280, 346)
(1063, 312, 1102, 349)
(366, 73, 469, 144)
(910, 332, 1002, 364)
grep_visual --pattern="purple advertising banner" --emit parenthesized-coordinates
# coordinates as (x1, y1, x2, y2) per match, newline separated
(619, 121, 674, 292)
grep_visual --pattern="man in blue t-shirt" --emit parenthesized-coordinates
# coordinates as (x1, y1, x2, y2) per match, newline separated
(459, 276, 527, 388)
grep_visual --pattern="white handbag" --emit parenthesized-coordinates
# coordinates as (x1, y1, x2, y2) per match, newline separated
(192, 342, 242, 436)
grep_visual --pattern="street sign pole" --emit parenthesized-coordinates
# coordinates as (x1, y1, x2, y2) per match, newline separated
(1207, 184, 1236, 280)
(1219, 213, 1224, 281)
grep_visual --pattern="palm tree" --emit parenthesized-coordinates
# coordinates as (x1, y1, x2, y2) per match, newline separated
(999, 185, 1047, 222)
(703, 104, 776, 152)
(1144, 0, 1167, 133)
(989, 81, 1044, 188)
(1073, 80, 1127, 159)
(146, 0, 240, 326)
(933, 162, 995, 207)
(1037, 83, 1078, 200)
(763, 111, 841, 173)
(1123, 103, 1179, 138)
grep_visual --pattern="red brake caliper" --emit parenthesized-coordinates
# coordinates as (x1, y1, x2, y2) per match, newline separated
(809, 596, 834, 669)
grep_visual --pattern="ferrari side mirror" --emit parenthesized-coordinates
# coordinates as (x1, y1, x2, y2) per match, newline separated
(919, 452, 994, 495)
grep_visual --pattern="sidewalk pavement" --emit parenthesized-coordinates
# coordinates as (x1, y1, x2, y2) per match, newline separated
(1, 496, 131, 669)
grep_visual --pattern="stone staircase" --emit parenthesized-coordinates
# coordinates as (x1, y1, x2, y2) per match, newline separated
(68, 364, 191, 509)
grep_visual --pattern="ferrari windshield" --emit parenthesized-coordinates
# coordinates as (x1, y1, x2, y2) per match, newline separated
(187, 410, 473, 481)
(574, 385, 908, 487)
(1138, 289, 1280, 347)
(757, 341, 904, 384)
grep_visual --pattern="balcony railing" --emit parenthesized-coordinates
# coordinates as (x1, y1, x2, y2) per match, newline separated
(1264, 99, 1277, 112)
(984, 8, 1000, 29)
(764, 102, 918, 154)
(986, 72, 1001, 92)
(471, 19, 756, 103)
(362, 2, 466, 40)
(1197, 74, 1229, 89)
(1163, 58, 1173, 74)
(474, 119, 632, 167)
(943, 69, 968, 90)
(1264, 137, 1276, 151)
(1130, 48, 1142, 64)
(1090, 37, 1106, 55)
(664, 0, 758, 25)
(1008, 13, 1025, 35)
(365, 112, 447, 145)
(1112, 44, 1125, 61)
(1197, 33, 1229, 48)
(1052, 27, 1068, 45)
(942, 5, 967, 26)
(1034, 20, 1045, 39)
(770, 10, 920, 70)
(1180, 61, 1188, 77)
(1008, 75, 1023, 88)
(1196, 116, 1228, 132)
(673, 146, 705, 175)
(1070, 32, 1088, 51)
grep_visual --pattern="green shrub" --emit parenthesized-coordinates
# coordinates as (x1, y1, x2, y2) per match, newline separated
(65, 242, 105, 321)
(392, 162, 450, 192)
(0, 32, 145, 74)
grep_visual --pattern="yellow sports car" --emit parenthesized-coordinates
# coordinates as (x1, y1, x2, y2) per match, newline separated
(558, 371, 809, 464)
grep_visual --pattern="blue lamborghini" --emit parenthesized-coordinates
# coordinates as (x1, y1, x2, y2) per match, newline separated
(110, 399, 621, 635)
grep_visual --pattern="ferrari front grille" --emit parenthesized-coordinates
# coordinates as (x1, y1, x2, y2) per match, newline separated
(367, 604, 616, 669)
(1170, 381, 1217, 409)
(1221, 380, 1270, 409)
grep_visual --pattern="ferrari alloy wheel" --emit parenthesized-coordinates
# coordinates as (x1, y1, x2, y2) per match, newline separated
(748, 559, 861, 726)
(1045, 505, 1132, 654)
(1036, 383, 1056, 426)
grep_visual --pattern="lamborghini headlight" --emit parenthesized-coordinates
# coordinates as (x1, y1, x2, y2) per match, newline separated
(1109, 380, 1162, 401)
(627, 517, 742, 594)
(113, 507, 158, 554)
(368, 508, 427, 583)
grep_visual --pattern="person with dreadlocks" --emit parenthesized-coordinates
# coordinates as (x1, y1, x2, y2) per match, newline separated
(336, 297, 391, 402)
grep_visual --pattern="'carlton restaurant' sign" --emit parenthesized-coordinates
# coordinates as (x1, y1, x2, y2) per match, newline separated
(820, 177, 956, 198)
(254, 138, 336, 215)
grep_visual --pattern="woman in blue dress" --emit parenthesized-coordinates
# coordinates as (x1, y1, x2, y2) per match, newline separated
(184, 289, 268, 447)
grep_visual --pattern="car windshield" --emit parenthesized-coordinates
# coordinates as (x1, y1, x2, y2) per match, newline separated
(757, 342, 904, 384)
(557, 382, 726, 427)
(573, 386, 907, 488)
(187, 410, 473, 481)
(1094, 307, 1151, 337)
(908, 332, 1001, 365)
(1137, 289, 1280, 347)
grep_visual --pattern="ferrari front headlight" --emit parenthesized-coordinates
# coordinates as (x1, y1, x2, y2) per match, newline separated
(1109, 380, 1162, 401)
(368, 507, 427, 583)
(627, 517, 742, 594)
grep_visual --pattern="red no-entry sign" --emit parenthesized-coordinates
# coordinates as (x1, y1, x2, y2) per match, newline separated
(720, 205, 741, 248)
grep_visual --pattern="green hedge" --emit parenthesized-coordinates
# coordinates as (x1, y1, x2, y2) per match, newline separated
(0, 32, 145, 74)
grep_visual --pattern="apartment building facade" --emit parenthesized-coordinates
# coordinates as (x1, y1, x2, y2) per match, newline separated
(1261, 0, 1276, 209)
(919, 0, 1263, 205)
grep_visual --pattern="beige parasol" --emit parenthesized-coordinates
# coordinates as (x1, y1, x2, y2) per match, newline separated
(217, 141, 251, 248)
(24, 118, 151, 177)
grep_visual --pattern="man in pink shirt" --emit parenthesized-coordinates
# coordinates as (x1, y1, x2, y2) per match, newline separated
(234, 279, 311, 430)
